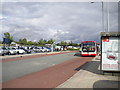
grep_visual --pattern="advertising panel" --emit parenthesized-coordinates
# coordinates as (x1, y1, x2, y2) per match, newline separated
(101, 36, 120, 71)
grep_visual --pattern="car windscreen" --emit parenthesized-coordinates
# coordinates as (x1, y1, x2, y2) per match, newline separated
(2, 48, 7, 50)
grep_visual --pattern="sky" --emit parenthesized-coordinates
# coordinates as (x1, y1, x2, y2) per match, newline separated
(0, 1, 119, 43)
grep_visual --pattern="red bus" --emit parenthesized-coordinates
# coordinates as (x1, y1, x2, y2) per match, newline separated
(80, 41, 97, 56)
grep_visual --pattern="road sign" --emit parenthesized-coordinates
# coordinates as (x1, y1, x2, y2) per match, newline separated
(3, 38, 10, 44)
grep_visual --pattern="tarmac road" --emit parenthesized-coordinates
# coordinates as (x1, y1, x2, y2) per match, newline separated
(2, 52, 76, 82)
(2, 52, 94, 88)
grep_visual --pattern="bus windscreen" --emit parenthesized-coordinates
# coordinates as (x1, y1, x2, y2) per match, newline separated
(82, 42, 95, 52)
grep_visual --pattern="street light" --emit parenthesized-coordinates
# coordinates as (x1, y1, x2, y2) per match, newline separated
(90, 1, 105, 32)
(106, 2, 110, 32)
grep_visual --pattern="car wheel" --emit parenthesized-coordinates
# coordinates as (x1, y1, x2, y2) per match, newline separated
(2, 54, 4, 56)
(8, 52, 11, 55)
(17, 52, 19, 54)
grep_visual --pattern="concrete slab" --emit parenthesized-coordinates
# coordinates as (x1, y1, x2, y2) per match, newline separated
(57, 56, 119, 88)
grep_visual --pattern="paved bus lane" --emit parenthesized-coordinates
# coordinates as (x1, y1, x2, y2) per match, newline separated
(2, 52, 93, 88)
(2, 52, 76, 82)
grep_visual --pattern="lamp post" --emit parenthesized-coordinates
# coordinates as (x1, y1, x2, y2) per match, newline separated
(106, 2, 109, 32)
(101, 1, 105, 32)
(91, 1, 105, 32)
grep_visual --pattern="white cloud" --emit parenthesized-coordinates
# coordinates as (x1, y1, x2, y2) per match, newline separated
(1, 2, 118, 43)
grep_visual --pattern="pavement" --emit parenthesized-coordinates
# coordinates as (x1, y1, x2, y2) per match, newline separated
(57, 55, 120, 89)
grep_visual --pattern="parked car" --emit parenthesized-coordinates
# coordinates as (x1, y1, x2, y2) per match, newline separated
(0, 48, 5, 56)
(36, 47, 47, 52)
(19, 47, 31, 54)
(8, 48, 17, 55)
(42, 47, 50, 52)
(0, 48, 3, 56)
(46, 47, 51, 52)
(33, 47, 40, 52)
(38, 47, 45, 52)
(0, 47, 9, 56)
(12, 47, 25, 54)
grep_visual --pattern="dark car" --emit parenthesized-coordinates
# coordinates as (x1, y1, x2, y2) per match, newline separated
(20, 47, 31, 54)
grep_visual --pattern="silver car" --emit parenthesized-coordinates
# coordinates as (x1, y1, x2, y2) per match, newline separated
(8, 48, 17, 55)
(0, 47, 9, 56)
(0, 48, 4, 56)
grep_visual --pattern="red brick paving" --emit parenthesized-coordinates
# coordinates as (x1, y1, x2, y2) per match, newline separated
(3, 56, 93, 88)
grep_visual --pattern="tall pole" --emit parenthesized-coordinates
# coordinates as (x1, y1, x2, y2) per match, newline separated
(102, 1, 105, 32)
(107, 2, 110, 32)
(91, 1, 105, 32)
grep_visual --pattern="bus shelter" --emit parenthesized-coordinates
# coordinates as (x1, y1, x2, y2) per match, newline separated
(100, 32, 120, 72)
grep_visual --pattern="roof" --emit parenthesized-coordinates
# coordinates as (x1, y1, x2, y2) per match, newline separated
(100, 32, 120, 36)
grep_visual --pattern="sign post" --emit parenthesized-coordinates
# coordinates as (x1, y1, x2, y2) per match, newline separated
(100, 32, 120, 72)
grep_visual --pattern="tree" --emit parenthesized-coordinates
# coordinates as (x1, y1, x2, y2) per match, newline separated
(71, 43, 79, 46)
(27, 41, 33, 46)
(33, 42, 38, 46)
(23, 38, 27, 45)
(38, 39, 45, 46)
(60, 41, 67, 46)
(57, 41, 68, 46)
(19, 38, 27, 45)
(46, 39, 55, 44)
(3, 32, 13, 44)
(0, 41, 2, 44)
(68, 41, 73, 46)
